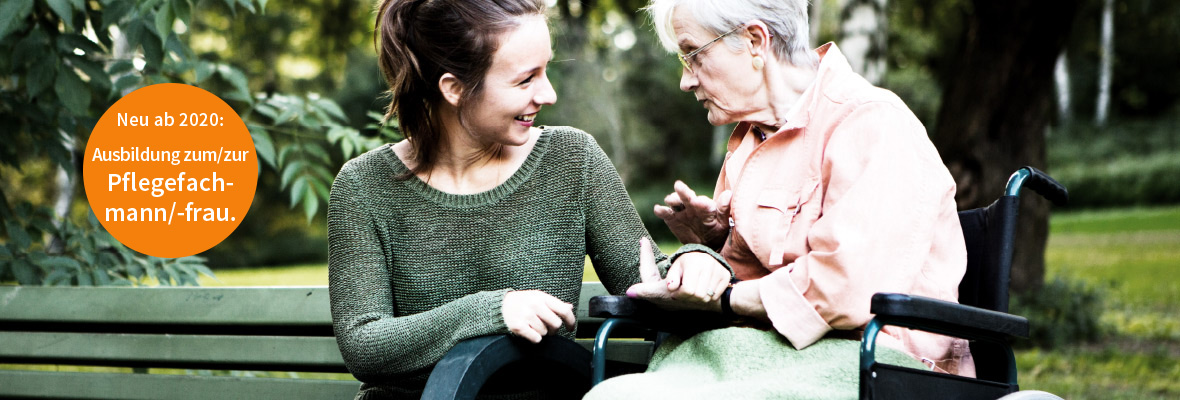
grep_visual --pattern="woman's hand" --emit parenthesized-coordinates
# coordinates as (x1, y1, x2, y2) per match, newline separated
(653, 181, 732, 248)
(501, 290, 576, 343)
(626, 238, 729, 312)
(665, 252, 731, 306)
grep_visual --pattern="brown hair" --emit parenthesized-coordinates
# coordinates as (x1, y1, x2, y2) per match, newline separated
(375, 0, 547, 178)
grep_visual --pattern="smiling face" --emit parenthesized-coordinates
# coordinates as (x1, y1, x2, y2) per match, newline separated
(672, 7, 766, 126)
(460, 15, 557, 146)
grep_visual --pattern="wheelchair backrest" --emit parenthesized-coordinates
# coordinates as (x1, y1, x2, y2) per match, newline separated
(956, 195, 1020, 314)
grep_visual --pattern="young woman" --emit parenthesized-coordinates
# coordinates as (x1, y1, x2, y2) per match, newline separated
(327, 0, 673, 397)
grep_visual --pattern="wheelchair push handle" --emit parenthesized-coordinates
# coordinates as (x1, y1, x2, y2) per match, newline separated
(1005, 166, 1069, 206)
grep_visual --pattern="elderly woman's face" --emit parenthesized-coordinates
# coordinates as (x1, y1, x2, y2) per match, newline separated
(672, 8, 763, 126)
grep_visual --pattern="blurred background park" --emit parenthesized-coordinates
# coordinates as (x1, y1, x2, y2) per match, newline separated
(1, 0, 1178, 398)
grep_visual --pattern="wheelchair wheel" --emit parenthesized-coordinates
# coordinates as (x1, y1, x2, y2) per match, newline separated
(997, 390, 1064, 400)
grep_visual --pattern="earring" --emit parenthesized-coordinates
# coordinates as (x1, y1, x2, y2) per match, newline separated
(752, 56, 764, 70)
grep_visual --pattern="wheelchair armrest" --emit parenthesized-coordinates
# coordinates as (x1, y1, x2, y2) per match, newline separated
(588, 295, 732, 385)
(422, 334, 590, 400)
(589, 295, 730, 335)
(871, 293, 1029, 341)
(589, 295, 659, 318)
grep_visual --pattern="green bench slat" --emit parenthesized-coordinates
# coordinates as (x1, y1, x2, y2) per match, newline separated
(576, 281, 609, 323)
(0, 283, 609, 326)
(574, 339, 652, 365)
(0, 281, 655, 398)
(0, 334, 649, 370)
(0, 369, 359, 400)
(0, 332, 346, 371)
(0, 286, 332, 326)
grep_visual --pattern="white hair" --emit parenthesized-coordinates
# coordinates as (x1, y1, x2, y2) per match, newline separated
(646, 0, 818, 68)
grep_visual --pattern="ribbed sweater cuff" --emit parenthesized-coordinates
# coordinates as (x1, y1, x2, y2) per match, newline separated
(478, 288, 512, 335)
(670, 244, 734, 279)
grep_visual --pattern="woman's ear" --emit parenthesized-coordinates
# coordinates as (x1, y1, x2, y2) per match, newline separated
(743, 20, 773, 56)
(438, 73, 463, 107)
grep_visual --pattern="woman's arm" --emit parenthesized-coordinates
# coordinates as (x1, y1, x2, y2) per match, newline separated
(578, 131, 670, 295)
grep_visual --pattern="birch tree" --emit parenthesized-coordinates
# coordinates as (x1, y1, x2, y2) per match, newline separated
(1055, 51, 1071, 122)
(838, 0, 888, 84)
(1095, 0, 1115, 126)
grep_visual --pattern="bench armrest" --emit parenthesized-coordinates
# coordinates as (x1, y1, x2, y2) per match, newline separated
(870, 293, 1029, 341)
(422, 335, 590, 400)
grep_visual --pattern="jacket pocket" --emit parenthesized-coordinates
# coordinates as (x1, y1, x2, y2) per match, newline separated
(753, 188, 801, 267)
(756, 189, 800, 215)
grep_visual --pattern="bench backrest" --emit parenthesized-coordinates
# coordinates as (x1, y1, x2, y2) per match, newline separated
(0, 282, 641, 399)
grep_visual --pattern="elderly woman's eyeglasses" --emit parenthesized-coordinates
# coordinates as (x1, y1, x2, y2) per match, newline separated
(678, 24, 745, 74)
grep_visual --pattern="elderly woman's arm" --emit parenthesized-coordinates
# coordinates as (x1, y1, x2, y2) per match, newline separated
(731, 102, 961, 349)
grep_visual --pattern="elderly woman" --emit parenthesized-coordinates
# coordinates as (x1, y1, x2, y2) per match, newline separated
(589, 0, 972, 397)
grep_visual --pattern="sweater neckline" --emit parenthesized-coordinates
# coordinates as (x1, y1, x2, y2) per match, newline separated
(381, 127, 552, 208)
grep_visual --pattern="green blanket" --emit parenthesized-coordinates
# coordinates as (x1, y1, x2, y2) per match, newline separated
(586, 327, 924, 400)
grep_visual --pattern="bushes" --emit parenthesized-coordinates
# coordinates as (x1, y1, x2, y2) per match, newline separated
(1054, 153, 1180, 208)
(1048, 115, 1180, 209)
(1011, 277, 1110, 349)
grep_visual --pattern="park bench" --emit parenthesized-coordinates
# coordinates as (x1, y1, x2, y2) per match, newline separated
(0, 281, 650, 399)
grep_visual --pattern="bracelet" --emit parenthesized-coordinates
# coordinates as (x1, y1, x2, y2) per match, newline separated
(720, 278, 740, 318)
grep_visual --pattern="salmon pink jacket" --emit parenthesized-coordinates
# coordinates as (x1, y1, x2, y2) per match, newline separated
(714, 43, 974, 376)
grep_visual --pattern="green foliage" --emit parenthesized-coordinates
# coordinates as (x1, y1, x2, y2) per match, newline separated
(0, 202, 211, 286)
(882, 0, 966, 128)
(0, 0, 384, 283)
(1048, 115, 1180, 209)
(247, 94, 395, 221)
(1011, 277, 1109, 349)
(1053, 153, 1180, 208)
(1061, 0, 1180, 119)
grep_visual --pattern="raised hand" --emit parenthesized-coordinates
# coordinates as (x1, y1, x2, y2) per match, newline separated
(652, 181, 732, 248)
(501, 290, 576, 343)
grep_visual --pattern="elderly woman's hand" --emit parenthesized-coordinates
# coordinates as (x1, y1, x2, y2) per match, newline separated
(626, 238, 728, 312)
(653, 181, 732, 249)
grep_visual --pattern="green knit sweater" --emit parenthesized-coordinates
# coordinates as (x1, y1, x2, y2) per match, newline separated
(327, 126, 666, 398)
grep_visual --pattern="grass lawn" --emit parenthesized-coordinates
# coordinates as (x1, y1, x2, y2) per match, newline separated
(1016, 205, 1180, 399)
(198, 207, 1180, 398)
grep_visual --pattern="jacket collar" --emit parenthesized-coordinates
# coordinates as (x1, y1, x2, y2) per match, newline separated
(727, 42, 852, 152)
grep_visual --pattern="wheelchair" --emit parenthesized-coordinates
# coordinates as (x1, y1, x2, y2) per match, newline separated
(419, 166, 1068, 400)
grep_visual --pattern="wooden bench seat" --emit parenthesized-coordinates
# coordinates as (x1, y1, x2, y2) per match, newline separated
(0, 282, 651, 399)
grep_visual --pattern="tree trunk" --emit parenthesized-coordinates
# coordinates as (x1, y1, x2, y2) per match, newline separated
(810, 0, 824, 48)
(1054, 50, 1071, 122)
(48, 133, 75, 254)
(1095, 0, 1114, 126)
(838, 0, 887, 84)
(933, 0, 1079, 295)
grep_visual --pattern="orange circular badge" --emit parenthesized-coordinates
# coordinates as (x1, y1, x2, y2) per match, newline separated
(84, 83, 257, 258)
